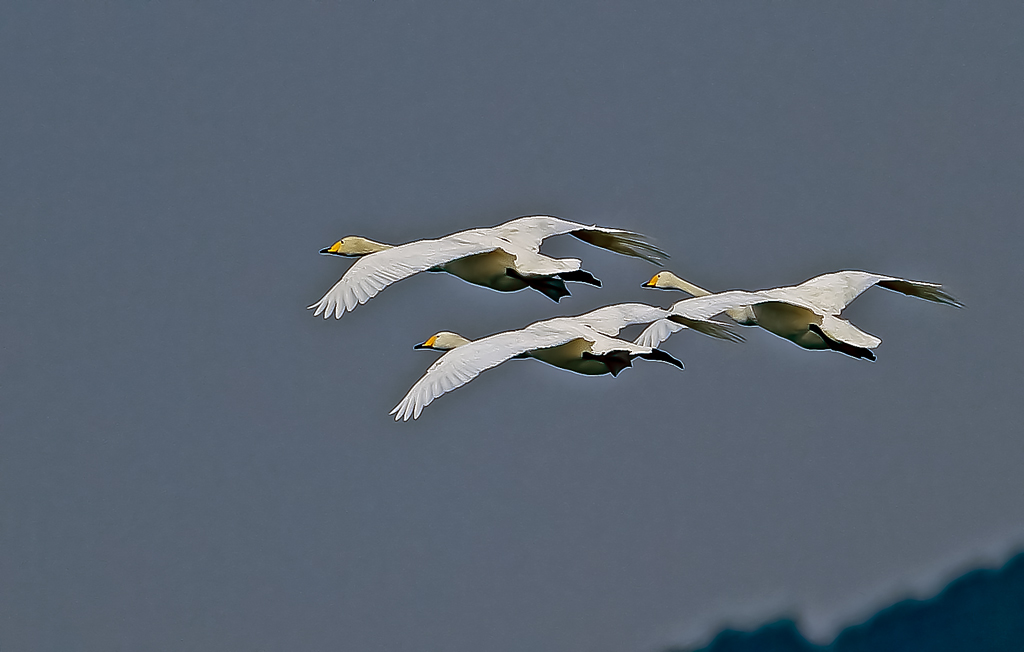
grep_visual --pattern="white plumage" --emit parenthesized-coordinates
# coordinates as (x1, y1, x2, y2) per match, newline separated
(309, 216, 668, 319)
(391, 300, 752, 421)
(637, 270, 961, 360)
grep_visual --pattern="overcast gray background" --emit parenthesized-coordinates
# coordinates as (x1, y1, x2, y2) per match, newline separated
(2, 3, 1023, 651)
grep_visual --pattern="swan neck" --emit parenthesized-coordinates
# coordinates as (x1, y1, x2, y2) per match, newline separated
(357, 238, 394, 255)
(665, 273, 711, 297)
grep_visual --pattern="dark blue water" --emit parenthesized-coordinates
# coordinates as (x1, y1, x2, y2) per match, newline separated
(674, 551, 1024, 652)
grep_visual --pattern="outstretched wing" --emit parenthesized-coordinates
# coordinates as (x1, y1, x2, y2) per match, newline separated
(634, 319, 687, 348)
(493, 215, 669, 264)
(635, 290, 776, 347)
(669, 290, 782, 320)
(309, 235, 498, 319)
(874, 277, 962, 308)
(391, 325, 576, 421)
(572, 303, 671, 336)
(774, 270, 962, 315)
(667, 290, 772, 341)
(575, 302, 742, 343)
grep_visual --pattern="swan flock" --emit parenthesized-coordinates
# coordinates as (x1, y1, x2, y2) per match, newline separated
(309, 216, 960, 420)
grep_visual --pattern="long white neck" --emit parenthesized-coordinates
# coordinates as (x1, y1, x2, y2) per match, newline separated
(662, 272, 757, 325)
(662, 272, 712, 297)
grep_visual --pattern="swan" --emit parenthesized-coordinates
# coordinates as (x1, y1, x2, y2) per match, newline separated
(308, 216, 669, 318)
(637, 270, 962, 360)
(390, 297, 757, 421)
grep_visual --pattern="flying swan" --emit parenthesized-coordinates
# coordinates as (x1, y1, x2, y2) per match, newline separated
(637, 270, 962, 360)
(308, 216, 668, 318)
(390, 297, 758, 421)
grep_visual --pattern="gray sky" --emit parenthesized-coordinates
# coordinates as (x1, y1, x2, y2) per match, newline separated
(2, 2, 1022, 651)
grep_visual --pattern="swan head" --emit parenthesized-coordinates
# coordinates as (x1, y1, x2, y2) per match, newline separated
(319, 236, 391, 257)
(414, 331, 472, 351)
(642, 271, 680, 289)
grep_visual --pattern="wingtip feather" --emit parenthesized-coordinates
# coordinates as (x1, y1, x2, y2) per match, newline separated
(878, 279, 965, 309)
(668, 315, 745, 342)
(571, 229, 671, 265)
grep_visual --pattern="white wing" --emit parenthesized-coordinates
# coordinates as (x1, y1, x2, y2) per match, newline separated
(572, 303, 671, 336)
(772, 270, 962, 315)
(586, 329, 658, 356)
(634, 319, 687, 348)
(309, 234, 499, 319)
(575, 301, 743, 343)
(635, 291, 778, 347)
(493, 215, 669, 264)
(669, 290, 785, 320)
(390, 324, 578, 421)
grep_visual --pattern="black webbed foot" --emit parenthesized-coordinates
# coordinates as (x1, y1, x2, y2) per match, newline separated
(638, 348, 685, 370)
(506, 268, 571, 302)
(558, 270, 602, 287)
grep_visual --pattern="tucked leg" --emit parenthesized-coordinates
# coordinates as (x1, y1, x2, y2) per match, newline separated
(558, 270, 602, 287)
(505, 268, 571, 302)
(637, 348, 685, 370)
(581, 350, 634, 376)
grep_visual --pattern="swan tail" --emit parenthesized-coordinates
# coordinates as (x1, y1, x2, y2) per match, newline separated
(808, 323, 876, 361)
(818, 315, 882, 349)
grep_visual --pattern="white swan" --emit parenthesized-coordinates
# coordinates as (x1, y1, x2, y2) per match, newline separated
(637, 270, 962, 360)
(308, 216, 669, 318)
(390, 298, 756, 421)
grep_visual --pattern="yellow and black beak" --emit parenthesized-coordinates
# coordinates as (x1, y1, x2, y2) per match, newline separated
(413, 335, 438, 350)
(319, 241, 344, 255)
(641, 273, 660, 288)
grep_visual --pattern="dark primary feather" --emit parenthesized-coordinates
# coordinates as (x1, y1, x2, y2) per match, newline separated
(570, 229, 670, 265)
(667, 315, 746, 343)
(877, 279, 964, 308)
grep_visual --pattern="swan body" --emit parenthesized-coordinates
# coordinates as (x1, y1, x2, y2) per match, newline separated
(309, 216, 668, 318)
(391, 300, 750, 421)
(638, 271, 962, 360)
